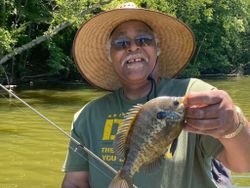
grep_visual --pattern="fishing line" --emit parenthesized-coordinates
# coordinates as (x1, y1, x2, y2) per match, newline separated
(0, 83, 116, 173)
(68, 145, 114, 182)
(0, 90, 55, 131)
(0, 84, 138, 188)
(0, 90, 113, 181)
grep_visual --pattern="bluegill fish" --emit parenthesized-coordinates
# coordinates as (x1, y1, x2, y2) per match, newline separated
(108, 96, 185, 188)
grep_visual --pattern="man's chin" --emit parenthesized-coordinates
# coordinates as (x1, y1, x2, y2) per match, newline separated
(124, 75, 150, 83)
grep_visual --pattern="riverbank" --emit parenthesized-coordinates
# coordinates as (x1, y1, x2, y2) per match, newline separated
(1, 74, 249, 91)
(200, 73, 245, 78)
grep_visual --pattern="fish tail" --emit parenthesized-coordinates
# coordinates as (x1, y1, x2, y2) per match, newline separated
(108, 170, 133, 188)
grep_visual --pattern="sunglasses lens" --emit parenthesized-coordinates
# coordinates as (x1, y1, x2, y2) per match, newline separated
(111, 35, 154, 50)
(135, 35, 154, 46)
(112, 39, 130, 50)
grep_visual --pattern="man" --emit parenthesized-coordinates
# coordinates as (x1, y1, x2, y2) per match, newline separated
(62, 3, 250, 188)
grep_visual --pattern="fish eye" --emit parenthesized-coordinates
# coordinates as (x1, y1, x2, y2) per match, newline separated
(173, 100, 179, 106)
(157, 111, 167, 119)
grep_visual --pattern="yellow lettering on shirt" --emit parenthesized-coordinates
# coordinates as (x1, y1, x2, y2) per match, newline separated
(101, 147, 114, 153)
(102, 119, 114, 140)
(102, 155, 117, 161)
(102, 118, 123, 140)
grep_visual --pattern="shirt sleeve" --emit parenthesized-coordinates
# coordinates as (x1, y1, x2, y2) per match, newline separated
(62, 107, 90, 172)
(186, 78, 216, 93)
(198, 135, 224, 158)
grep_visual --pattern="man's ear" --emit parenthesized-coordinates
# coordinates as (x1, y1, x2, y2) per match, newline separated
(107, 55, 112, 63)
(157, 47, 161, 56)
(106, 40, 112, 62)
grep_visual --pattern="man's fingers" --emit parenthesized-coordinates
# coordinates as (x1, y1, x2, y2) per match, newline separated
(184, 90, 222, 107)
(184, 125, 223, 138)
(183, 90, 236, 139)
(185, 118, 221, 130)
(185, 103, 219, 119)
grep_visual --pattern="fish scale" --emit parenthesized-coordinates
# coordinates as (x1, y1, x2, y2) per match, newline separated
(109, 96, 185, 188)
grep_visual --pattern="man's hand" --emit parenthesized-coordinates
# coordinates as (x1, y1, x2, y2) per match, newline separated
(184, 90, 239, 139)
(62, 171, 90, 188)
(184, 90, 250, 172)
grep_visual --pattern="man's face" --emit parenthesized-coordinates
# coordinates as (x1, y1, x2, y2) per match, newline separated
(109, 20, 158, 85)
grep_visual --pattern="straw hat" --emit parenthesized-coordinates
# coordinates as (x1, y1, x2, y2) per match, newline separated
(73, 2, 195, 91)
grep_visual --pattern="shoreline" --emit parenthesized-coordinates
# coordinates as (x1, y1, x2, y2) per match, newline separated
(1, 74, 249, 88)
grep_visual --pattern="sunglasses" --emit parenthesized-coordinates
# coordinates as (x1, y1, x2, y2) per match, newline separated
(111, 35, 155, 50)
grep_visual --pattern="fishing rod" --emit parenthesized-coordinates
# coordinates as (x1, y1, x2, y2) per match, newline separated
(0, 83, 138, 188)
(0, 83, 116, 171)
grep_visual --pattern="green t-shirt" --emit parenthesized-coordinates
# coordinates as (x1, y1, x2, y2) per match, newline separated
(63, 78, 223, 188)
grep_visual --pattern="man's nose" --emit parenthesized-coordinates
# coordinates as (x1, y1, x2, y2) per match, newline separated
(127, 40, 140, 52)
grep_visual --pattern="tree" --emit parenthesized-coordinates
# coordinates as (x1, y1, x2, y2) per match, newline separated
(172, 0, 250, 77)
(0, 0, 112, 83)
(0, 0, 249, 84)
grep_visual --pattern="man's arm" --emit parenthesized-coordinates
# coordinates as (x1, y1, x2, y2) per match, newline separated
(184, 90, 250, 172)
(62, 171, 90, 188)
(216, 119, 250, 172)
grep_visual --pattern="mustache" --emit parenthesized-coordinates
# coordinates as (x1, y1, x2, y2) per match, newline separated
(121, 52, 149, 67)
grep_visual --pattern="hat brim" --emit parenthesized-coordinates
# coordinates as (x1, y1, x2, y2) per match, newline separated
(73, 8, 196, 91)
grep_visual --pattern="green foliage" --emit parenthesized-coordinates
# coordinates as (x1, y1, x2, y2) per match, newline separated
(0, 28, 16, 53)
(15, 0, 52, 23)
(46, 42, 65, 74)
(0, 65, 4, 76)
(173, 0, 250, 75)
(46, 27, 76, 76)
(180, 64, 201, 78)
(0, 0, 249, 85)
(52, 0, 101, 27)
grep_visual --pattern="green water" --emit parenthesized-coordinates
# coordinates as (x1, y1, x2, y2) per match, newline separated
(0, 77, 250, 187)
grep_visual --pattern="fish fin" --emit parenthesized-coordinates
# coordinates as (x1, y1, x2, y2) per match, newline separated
(140, 155, 164, 174)
(169, 138, 178, 156)
(164, 138, 178, 158)
(114, 104, 143, 159)
(108, 170, 133, 188)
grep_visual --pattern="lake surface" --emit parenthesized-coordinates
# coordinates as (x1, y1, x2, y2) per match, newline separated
(0, 77, 250, 187)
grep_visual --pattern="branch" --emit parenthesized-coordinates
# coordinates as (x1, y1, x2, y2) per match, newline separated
(0, 0, 112, 65)
(192, 33, 207, 65)
(20, 73, 52, 80)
